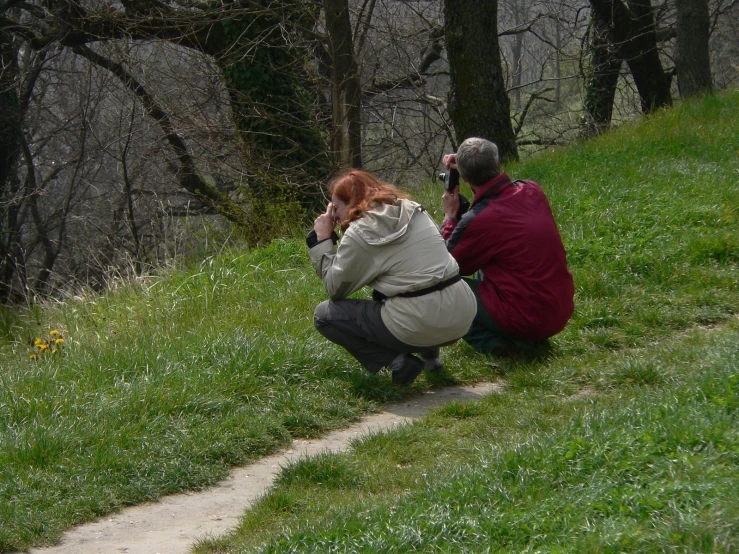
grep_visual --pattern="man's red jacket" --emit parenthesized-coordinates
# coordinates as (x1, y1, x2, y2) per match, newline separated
(442, 173, 574, 339)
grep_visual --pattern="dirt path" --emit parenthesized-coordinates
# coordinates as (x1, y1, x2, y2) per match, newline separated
(29, 382, 501, 554)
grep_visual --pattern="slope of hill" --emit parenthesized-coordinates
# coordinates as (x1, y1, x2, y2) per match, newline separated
(1, 91, 738, 552)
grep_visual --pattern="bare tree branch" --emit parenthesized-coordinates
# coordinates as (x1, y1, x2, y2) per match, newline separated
(513, 87, 554, 138)
(72, 43, 245, 224)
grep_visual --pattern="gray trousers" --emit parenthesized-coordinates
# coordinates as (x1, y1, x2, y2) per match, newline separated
(313, 299, 442, 374)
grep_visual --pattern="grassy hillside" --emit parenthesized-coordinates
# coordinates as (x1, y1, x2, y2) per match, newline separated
(197, 327, 738, 553)
(1, 91, 738, 552)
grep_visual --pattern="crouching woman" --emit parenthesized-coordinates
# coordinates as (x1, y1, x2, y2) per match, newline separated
(306, 170, 476, 386)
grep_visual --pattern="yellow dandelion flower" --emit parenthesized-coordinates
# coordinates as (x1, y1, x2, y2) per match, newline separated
(30, 354, 37, 360)
(52, 349, 58, 354)
(50, 330, 60, 336)
(39, 343, 49, 352)
(55, 338, 65, 345)
(34, 338, 43, 346)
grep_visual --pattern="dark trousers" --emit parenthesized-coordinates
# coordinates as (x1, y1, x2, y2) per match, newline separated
(313, 299, 441, 373)
(462, 276, 548, 353)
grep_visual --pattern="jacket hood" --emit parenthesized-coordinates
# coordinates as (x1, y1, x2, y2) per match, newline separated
(350, 198, 424, 246)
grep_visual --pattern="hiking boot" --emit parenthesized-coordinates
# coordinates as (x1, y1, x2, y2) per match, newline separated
(529, 338, 553, 361)
(422, 357, 444, 373)
(391, 354, 424, 386)
(490, 342, 526, 361)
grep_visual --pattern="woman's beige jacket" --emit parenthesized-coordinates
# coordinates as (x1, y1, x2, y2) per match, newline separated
(309, 199, 476, 347)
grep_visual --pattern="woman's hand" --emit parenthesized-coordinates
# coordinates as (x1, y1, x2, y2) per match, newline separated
(314, 202, 336, 241)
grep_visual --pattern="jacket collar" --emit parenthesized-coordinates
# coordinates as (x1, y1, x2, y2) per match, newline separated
(471, 173, 513, 205)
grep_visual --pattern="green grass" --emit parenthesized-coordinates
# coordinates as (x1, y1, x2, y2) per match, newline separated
(195, 324, 739, 553)
(1, 91, 738, 552)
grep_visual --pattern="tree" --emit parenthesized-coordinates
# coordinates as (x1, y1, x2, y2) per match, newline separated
(676, 0, 713, 97)
(323, 1, 453, 181)
(5, 1, 331, 199)
(324, 0, 363, 169)
(0, 26, 18, 195)
(582, 6, 623, 136)
(444, 0, 518, 162)
(588, 0, 672, 114)
(0, 1, 333, 300)
(1, 0, 737, 302)
(503, 0, 532, 111)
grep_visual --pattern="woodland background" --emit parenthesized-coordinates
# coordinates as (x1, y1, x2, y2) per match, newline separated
(1, 0, 737, 303)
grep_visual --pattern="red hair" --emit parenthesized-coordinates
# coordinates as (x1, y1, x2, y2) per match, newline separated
(329, 170, 410, 232)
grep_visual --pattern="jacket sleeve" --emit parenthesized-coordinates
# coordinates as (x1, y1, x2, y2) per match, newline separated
(306, 229, 339, 249)
(441, 217, 457, 240)
(445, 212, 489, 277)
(308, 232, 380, 300)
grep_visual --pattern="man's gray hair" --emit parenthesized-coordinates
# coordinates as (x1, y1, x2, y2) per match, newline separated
(455, 137, 501, 187)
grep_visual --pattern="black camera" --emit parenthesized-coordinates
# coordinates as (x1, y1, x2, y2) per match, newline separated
(437, 168, 469, 220)
(438, 168, 460, 191)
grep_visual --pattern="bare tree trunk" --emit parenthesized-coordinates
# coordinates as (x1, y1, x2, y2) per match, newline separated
(583, 9, 622, 136)
(444, 0, 518, 162)
(510, 0, 526, 111)
(676, 0, 713, 97)
(0, 28, 21, 302)
(0, 28, 19, 195)
(120, 106, 143, 276)
(0, 31, 30, 303)
(512, 32, 524, 110)
(324, 0, 363, 169)
(555, 17, 562, 109)
(589, 0, 672, 114)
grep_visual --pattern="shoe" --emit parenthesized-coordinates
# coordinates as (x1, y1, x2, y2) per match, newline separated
(490, 343, 526, 361)
(391, 354, 424, 386)
(422, 357, 444, 373)
(529, 338, 553, 360)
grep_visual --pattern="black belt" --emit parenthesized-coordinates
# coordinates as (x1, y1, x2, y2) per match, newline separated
(373, 274, 462, 301)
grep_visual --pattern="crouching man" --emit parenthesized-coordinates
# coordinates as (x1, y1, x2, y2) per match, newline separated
(441, 137, 575, 358)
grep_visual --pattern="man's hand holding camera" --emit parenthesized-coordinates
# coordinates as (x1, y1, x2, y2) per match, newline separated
(441, 153, 459, 219)
(440, 153, 469, 221)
